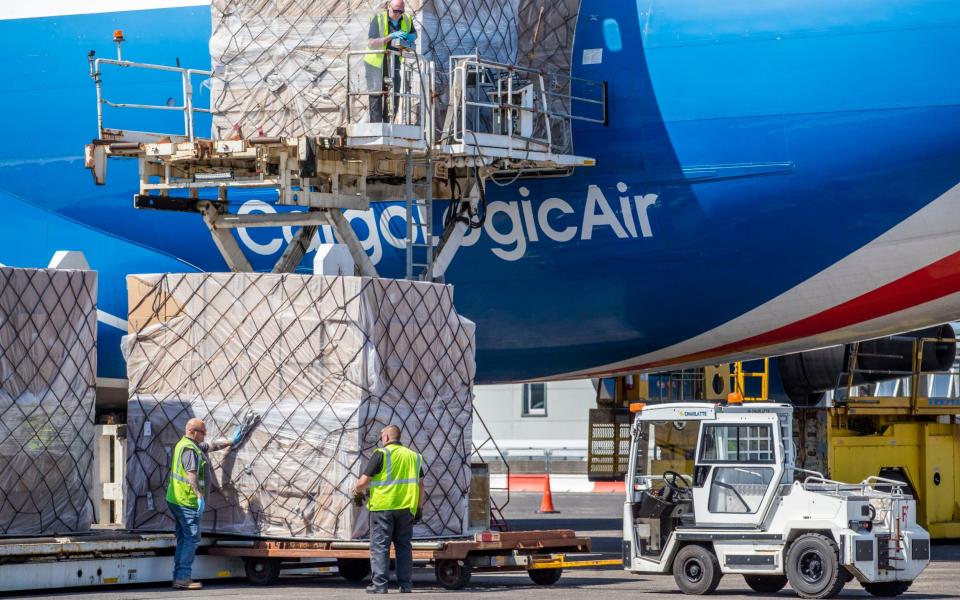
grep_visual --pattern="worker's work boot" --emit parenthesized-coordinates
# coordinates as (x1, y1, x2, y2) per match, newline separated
(365, 584, 387, 594)
(173, 579, 203, 590)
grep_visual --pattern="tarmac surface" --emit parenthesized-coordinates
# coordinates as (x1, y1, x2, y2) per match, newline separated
(10, 493, 960, 599)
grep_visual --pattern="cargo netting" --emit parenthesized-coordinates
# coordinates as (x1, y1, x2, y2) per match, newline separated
(209, 0, 580, 140)
(0, 267, 97, 536)
(124, 273, 475, 540)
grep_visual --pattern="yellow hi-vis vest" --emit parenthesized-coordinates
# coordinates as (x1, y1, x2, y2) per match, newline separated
(364, 12, 413, 69)
(367, 444, 422, 514)
(166, 436, 206, 508)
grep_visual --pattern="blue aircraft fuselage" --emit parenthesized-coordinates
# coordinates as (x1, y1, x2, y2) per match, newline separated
(1, 1, 959, 383)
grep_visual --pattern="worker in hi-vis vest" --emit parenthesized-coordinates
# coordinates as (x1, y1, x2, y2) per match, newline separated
(365, 0, 417, 123)
(166, 417, 248, 590)
(354, 424, 426, 594)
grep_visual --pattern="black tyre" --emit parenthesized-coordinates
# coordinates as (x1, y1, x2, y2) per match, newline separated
(673, 544, 722, 595)
(862, 581, 912, 597)
(528, 567, 563, 586)
(785, 534, 846, 599)
(435, 559, 472, 590)
(245, 557, 282, 585)
(336, 558, 371, 582)
(744, 574, 788, 593)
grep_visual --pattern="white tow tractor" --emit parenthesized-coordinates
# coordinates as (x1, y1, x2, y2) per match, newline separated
(623, 402, 930, 598)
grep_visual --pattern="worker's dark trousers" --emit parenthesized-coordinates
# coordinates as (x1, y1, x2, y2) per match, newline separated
(365, 63, 401, 123)
(369, 508, 415, 591)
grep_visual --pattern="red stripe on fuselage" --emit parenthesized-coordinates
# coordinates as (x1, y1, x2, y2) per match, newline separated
(620, 250, 960, 372)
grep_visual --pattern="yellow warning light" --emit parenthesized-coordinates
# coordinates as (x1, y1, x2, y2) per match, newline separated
(727, 392, 744, 405)
(113, 29, 125, 42)
(629, 402, 645, 413)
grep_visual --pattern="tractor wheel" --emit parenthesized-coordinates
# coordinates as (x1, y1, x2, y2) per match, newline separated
(528, 567, 562, 585)
(862, 581, 912, 597)
(245, 557, 282, 585)
(673, 544, 722, 595)
(336, 558, 370, 582)
(434, 559, 471, 590)
(786, 533, 846, 599)
(744, 574, 787, 593)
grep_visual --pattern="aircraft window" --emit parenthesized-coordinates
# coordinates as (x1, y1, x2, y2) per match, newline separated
(603, 18, 622, 52)
(698, 424, 774, 464)
(708, 467, 774, 513)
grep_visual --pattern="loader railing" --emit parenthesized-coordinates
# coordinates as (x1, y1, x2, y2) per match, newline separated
(836, 334, 960, 415)
(345, 48, 433, 133)
(88, 52, 211, 143)
(442, 54, 605, 157)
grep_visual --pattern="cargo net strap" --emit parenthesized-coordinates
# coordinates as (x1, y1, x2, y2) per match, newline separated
(208, 0, 578, 140)
(125, 273, 475, 540)
(0, 268, 97, 536)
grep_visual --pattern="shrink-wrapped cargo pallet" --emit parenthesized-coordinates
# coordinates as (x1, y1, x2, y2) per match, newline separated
(0, 267, 97, 535)
(209, 0, 525, 139)
(124, 273, 475, 539)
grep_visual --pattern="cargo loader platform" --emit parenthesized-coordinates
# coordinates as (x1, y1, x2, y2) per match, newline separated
(0, 532, 244, 593)
(0, 529, 614, 592)
(85, 46, 604, 281)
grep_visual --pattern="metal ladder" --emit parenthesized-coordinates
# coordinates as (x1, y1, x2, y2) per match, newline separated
(404, 151, 435, 280)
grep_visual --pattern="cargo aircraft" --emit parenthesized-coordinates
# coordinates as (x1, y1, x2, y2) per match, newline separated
(1, 0, 959, 387)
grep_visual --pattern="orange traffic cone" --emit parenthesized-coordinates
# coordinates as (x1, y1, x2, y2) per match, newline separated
(538, 475, 559, 514)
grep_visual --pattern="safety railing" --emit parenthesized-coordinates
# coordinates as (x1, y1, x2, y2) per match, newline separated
(734, 358, 769, 401)
(801, 475, 910, 498)
(442, 54, 606, 156)
(87, 51, 211, 143)
(649, 369, 710, 403)
(835, 333, 960, 412)
(345, 48, 433, 133)
(471, 409, 511, 531)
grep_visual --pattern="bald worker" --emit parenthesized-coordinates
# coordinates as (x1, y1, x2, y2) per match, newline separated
(364, 0, 417, 122)
(166, 417, 246, 590)
(354, 424, 425, 594)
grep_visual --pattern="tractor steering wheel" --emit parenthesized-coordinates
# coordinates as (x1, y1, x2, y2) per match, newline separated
(662, 470, 691, 495)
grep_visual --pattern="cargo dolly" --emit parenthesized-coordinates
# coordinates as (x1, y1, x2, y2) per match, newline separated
(207, 528, 617, 590)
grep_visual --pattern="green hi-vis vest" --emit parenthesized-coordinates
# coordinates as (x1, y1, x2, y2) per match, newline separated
(364, 12, 413, 69)
(166, 436, 206, 509)
(367, 444, 422, 514)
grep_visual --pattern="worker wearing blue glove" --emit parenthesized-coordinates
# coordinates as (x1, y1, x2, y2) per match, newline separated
(364, 0, 417, 122)
(166, 417, 248, 590)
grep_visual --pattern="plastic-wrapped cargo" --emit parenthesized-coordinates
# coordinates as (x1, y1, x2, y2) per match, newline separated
(517, 0, 581, 152)
(123, 273, 475, 540)
(517, 0, 579, 79)
(209, 0, 520, 139)
(0, 267, 97, 536)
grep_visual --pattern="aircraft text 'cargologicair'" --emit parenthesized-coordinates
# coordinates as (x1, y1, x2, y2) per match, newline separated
(235, 184, 659, 264)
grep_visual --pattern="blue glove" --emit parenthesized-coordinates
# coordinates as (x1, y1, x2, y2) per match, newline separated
(388, 30, 404, 40)
(403, 32, 417, 42)
(231, 425, 244, 446)
(197, 496, 206, 515)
